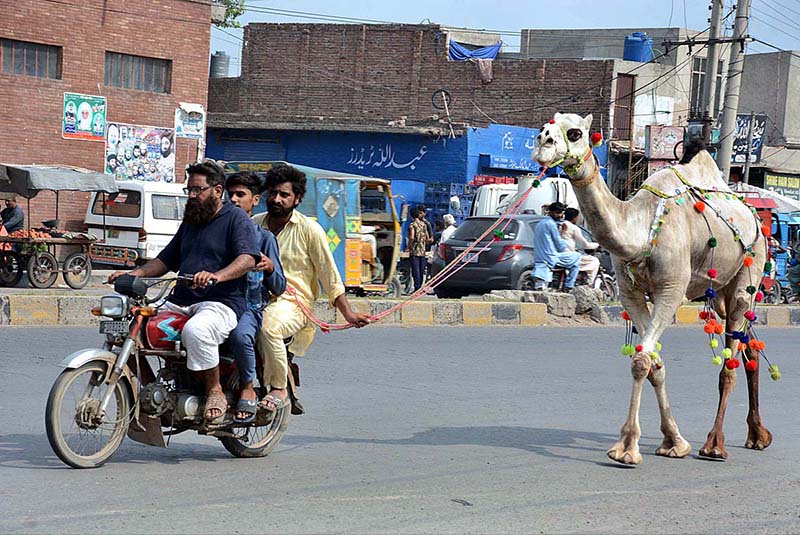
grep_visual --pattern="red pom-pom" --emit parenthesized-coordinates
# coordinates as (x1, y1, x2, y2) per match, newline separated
(694, 201, 706, 213)
(755, 291, 764, 302)
(745, 360, 758, 372)
(635, 344, 643, 353)
(699, 311, 708, 320)
(725, 358, 740, 370)
(707, 268, 718, 279)
(761, 225, 771, 237)
(743, 256, 754, 267)
(590, 132, 603, 146)
(549, 119, 556, 124)
(621, 310, 631, 321)
(703, 324, 714, 334)
(714, 324, 724, 335)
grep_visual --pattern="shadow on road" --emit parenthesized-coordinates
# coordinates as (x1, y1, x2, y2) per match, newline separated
(286, 425, 631, 467)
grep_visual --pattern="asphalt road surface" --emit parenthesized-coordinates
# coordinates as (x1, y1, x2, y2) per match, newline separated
(1, 326, 799, 534)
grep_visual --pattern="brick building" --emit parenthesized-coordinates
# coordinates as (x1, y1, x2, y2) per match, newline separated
(0, 0, 212, 229)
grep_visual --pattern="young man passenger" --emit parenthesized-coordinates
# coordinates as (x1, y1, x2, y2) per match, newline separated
(225, 172, 286, 424)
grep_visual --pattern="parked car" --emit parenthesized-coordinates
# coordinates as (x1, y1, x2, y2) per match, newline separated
(85, 181, 187, 267)
(430, 214, 614, 299)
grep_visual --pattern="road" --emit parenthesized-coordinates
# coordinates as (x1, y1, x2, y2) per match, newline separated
(1, 326, 799, 534)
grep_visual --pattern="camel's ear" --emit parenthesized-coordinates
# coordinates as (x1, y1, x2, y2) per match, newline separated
(583, 114, 594, 130)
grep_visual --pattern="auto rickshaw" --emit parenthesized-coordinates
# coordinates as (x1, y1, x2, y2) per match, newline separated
(224, 161, 404, 297)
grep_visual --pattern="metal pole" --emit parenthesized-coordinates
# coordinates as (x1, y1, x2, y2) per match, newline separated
(717, 0, 750, 180)
(702, 0, 725, 144)
(627, 104, 635, 194)
(743, 111, 755, 184)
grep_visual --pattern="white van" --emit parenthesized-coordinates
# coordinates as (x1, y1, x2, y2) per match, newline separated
(85, 181, 187, 267)
(469, 184, 518, 217)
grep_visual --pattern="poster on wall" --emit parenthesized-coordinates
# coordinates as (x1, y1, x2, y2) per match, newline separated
(62, 93, 107, 141)
(732, 114, 767, 164)
(104, 122, 175, 182)
(174, 102, 206, 140)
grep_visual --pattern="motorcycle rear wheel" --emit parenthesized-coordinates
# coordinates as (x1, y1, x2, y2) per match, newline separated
(220, 402, 290, 458)
(595, 273, 619, 303)
(45, 361, 131, 469)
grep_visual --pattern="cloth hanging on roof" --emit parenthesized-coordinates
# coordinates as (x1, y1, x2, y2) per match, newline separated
(470, 58, 494, 83)
(448, 40, 502, 61)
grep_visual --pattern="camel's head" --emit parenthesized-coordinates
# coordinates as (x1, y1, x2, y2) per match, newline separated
(533, 113, 594, 172)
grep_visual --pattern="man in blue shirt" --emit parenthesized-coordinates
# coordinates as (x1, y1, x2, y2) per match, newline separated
(109, 161, 261, 423)
(1, 197, 24, 234)
(225, 172, 286, 424)
(532, 202, 581, 291)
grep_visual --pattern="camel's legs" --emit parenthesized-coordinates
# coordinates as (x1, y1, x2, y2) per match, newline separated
(744, 346, 773, 450)
(700, 293, 747, 459)
(607, 283, 690, 464)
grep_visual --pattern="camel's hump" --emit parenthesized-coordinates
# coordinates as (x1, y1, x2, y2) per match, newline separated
(642, 151, 730, 194)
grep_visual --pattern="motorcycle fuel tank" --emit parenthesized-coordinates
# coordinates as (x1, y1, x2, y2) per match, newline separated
(145, 310, 189, 349)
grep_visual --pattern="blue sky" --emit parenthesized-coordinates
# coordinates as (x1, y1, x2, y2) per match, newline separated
(211, 1, 799, 76)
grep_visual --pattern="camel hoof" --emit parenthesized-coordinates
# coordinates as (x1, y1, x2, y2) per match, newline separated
(655, 443, 691, 458)
(698, 446, 728, 460)
(607, 446, 642, 465)
(745, 428, 773, 450)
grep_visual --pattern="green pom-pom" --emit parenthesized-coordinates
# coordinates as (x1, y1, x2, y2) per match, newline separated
(708, 237, 718, 248)
(764, 262, 773, 272)
(769, 364, 781, 381)
(705, 193, 711, 200)
(621, 344, 635, 356)
(709, 339, 719, 349)
(722, 348, 732, 359)
(712, 355, 722, 366)
(656, 342, 662, 351)
(650, 351, 660, 361)
(746, 285, 757, 295)
(533, 179, 541, 188)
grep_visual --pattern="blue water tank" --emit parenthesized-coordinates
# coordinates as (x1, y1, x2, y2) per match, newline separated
(623, 32, 653, 63)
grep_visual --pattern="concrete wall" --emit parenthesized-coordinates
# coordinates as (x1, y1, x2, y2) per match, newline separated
(0, 0, 211, 229)
(208, 23, 616, 132)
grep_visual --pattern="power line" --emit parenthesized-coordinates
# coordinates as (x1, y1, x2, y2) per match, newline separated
(751, 15, 800, 42)
(751, 5, 800, 32)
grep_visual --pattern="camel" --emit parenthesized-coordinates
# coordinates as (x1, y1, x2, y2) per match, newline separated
(532, 112, 774, 465)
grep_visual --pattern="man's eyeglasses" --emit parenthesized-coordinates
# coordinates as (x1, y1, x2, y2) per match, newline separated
(183, 186, 212, 196)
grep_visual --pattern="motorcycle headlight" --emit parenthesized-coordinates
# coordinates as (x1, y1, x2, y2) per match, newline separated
(100, 295, 129, 318)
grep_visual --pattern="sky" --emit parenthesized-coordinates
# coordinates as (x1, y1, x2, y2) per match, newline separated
(210, 0, 800, 76)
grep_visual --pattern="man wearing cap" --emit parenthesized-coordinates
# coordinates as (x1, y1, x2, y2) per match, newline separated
(531, 202, 581, 291)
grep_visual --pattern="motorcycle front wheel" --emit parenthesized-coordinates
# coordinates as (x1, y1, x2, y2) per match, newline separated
(45, 361, 131, 469)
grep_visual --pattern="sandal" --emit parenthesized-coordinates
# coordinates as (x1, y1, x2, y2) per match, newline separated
(258, 391, 288, 413)
(203, 390, 228, 424)
(233, 398, 257, 424)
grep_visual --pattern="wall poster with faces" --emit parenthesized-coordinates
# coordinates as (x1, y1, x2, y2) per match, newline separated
(104, 122, 175, 182)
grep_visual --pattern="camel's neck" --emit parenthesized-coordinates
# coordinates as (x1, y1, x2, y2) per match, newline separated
(568, 158, 648, 261)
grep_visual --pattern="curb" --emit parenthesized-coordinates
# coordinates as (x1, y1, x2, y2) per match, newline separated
(1, 295, 799, 328)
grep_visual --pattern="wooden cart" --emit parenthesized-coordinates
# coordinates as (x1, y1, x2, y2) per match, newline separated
(0, 235, 95, 289)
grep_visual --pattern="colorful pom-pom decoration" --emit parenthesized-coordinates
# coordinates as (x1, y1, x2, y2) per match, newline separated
(761, 224, 771, 237)
(621, 310, 631, 321)
(650, 351, 660, 361)
(746, 285, 757, 295)
(755, 291, 764, 302)
(703, 324, 715, 334)
(533, 179, 541, 188)
(731, 331, 743, 340)
(635, 344, 643, 353)
(725, 358, 741, 370)
(712, 355, 722, 366)
(743, 256, 754, 267)
(769, 364, 781, 381)
(694, 201, 706, 213)
(708, 237, 718, 248)
(699, 311, 708, 320)
(722, 348, 733, 359)
(705, 288, 717, 299)
(744, 310, 756, 321)
(709, 339, 719, 349)
(621, 344, 635, 356)
(590, 132, 603, 147)
(656, 342, 662, 351)
(764, 262, 773, 272)
(745, 360, 758, 372)
(549, 119, 555, 124)
(707, 268, 718, 279)
(714, 324, 724, 335)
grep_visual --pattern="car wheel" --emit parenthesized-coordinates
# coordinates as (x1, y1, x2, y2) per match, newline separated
(515, 269, 536, 291)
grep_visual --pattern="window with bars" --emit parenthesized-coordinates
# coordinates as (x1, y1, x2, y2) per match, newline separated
(1, 38, 62, 79)
(104, 51, 172, 93)
(690, 57, 724, 118)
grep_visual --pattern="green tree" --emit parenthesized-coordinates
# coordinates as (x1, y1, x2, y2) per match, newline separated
(213, 0, 246, 29)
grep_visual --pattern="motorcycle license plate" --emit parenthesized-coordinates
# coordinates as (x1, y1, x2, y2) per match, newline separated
(99, 320, 129, 335)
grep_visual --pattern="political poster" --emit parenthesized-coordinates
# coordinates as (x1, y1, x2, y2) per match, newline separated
(732, 114, 767, 164)
(62, 93, 107, 141)
(105, 122, 175, 182)
(174, 102, 206, 140)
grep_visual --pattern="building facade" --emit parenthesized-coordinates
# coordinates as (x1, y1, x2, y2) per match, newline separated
(0, 0, 211, 229)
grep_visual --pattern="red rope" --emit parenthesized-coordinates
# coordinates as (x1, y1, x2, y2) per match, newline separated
(289, 168, 550, 332)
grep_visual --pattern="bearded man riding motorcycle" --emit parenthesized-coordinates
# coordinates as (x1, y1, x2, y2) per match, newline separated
(109, 160, 262, 423)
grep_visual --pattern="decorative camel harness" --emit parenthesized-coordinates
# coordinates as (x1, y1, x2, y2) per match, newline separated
(616, 166, 781, 381)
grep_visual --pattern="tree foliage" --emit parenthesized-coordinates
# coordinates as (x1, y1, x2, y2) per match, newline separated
(213, 0, 246, 29)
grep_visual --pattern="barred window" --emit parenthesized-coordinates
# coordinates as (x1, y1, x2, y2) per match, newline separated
(104, 51, 171, 93)
(1, 38, 62, 79)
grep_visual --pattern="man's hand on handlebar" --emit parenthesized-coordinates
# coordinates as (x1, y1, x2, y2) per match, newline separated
(108, 269, 141, 284)
(192, 271, 218, 289)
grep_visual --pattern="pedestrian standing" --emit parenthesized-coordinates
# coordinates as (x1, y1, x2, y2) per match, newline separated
(406, 205, 432, 292)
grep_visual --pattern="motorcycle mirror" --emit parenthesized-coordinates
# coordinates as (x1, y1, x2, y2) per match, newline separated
(114, 274, 149, 298)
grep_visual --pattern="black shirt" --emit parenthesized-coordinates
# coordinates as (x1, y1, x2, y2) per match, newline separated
(157, 202, 260, 318)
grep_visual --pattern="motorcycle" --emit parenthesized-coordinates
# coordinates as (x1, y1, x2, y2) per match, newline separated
(45, 274, 299, 469)
(550, 248, 619, 302)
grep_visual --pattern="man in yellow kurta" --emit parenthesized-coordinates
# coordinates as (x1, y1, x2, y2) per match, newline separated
(252, 165, 370, 411)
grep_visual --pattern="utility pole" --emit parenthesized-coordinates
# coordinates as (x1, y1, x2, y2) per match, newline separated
(701, 0, 725, 145)
(743, 111, 755, 184)
(718, 0, 751, 181)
